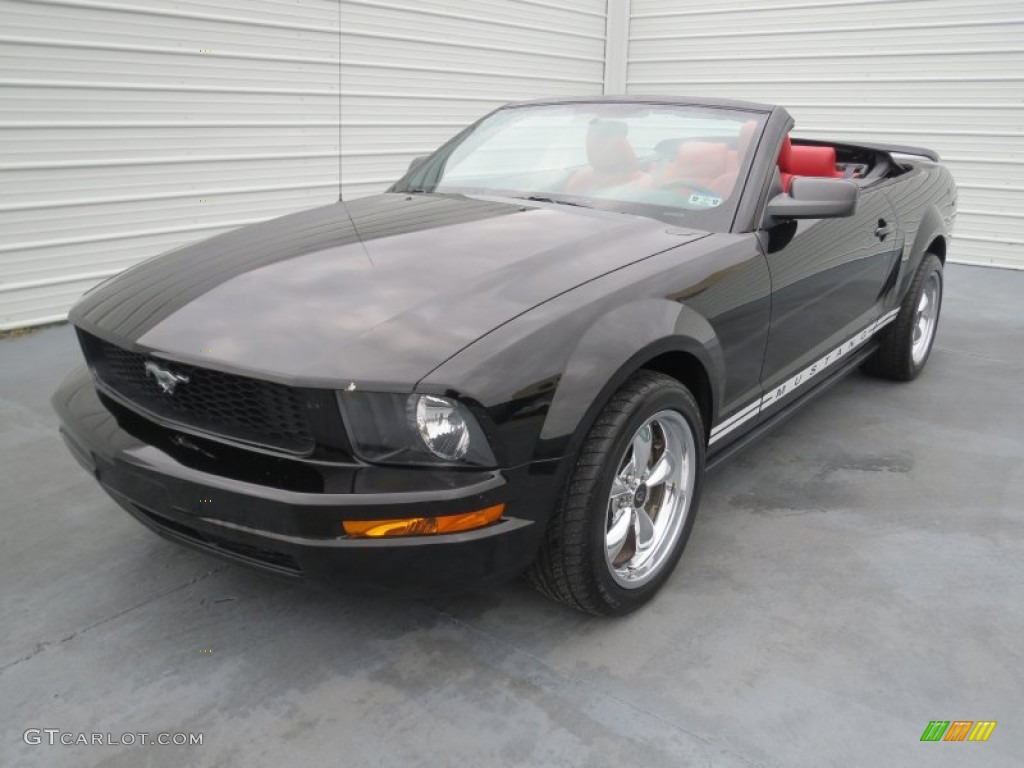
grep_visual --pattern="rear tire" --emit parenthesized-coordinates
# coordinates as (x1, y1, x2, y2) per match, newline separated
(528, 370, 705, 616)
(863, 253, 943, 381)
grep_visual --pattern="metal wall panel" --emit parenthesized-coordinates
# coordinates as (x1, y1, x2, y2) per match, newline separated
(0, 0, 341, 329)
(338, 0, 608, 199)
(1, 0, 607, 329)
(627, 0, 1024, 269)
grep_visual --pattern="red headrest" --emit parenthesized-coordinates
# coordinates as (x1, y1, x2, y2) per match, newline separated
(777, 135, 793, 171)
(789, 145, 839, 178)
(587, 135, 638, 174)
(674, 141, 729, 180)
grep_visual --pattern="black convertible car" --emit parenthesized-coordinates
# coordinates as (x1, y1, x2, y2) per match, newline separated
(54, 97, 956, 615)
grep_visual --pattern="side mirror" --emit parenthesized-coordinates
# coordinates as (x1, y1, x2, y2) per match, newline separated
(765, 177, 859, 221)
(406, 155, 430, 175)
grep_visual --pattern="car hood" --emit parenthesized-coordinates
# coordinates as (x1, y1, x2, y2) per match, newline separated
(71, 193, 707, 387)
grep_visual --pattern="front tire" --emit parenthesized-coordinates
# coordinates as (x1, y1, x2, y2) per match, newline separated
(863, 252, 944, 381)
(528, 371, 705, 616)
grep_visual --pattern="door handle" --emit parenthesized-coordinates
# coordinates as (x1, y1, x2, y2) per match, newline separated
(874, 219, 893, 241)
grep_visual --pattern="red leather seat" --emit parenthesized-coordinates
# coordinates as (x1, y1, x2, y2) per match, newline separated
(711, 120, 759, 195)
(778, 135, 794, 192)
(778, 136, 842, 191)
(790, 145, 844, 180)
(566, 126, 650, 194)
(658, 141, 729, 189)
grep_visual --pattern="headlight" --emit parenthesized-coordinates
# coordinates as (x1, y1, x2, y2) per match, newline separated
(337, 391, 495, 467)
(414, 395, 470, 460)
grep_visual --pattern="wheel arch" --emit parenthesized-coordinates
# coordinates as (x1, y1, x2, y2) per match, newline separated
(928, 234, 947, 264)
(896, 204, 950, 301)
(641, 351, 714, 443)
(906, 207, 948, 268)
(539, 298, 722, 463)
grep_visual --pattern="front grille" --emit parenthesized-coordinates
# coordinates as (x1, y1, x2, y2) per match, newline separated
(80, 332, 316, 455)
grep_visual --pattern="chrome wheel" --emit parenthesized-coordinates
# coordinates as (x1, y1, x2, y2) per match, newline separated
(605, 410, 696, 589)
(911, 271, 941, 365)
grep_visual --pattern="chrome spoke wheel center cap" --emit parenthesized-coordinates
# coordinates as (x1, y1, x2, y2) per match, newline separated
(633, 485, 648, 507)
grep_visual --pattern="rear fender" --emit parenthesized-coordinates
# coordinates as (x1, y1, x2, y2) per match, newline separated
(895, 204, 948, 301)
(885, 164, 955, 302)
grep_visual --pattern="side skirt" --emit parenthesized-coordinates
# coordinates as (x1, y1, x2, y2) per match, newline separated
(706, 342, 878, 472)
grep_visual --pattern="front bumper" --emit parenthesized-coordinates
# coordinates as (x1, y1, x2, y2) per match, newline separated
(53, 366, 558, 593)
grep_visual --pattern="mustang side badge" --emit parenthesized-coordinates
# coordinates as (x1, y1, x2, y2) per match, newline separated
(144, 361, 190, 394)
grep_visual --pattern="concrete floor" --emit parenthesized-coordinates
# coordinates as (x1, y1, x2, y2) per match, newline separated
(1, 263, 1021, 767)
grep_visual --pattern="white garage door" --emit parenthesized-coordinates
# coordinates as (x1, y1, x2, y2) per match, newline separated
(626, 0, 1024, 269)
(0, 0, 607, 330)
(0, 0, 341, 331)
(339, 0, 608, 200)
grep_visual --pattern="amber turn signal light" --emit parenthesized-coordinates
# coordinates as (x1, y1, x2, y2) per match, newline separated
(343, 503, 505, 538)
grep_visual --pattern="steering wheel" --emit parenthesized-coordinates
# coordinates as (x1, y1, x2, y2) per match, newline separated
(656, 179, 720, 197)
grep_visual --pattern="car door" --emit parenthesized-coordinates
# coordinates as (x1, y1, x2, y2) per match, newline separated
(757, 185, 902, 419)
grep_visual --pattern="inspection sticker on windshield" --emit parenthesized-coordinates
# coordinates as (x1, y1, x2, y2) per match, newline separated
(688, 193, 722, 208)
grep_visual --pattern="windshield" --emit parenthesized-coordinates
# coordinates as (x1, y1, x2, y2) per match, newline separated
(391, 102, 767, 231)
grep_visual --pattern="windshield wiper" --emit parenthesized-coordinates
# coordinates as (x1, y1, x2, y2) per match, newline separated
(512, 195, 591, 208)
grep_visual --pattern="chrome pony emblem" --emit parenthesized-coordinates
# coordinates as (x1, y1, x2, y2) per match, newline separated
(144, 361, 190, 394)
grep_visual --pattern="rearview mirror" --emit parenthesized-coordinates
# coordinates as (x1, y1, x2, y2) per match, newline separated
(765, 177, 859, 221)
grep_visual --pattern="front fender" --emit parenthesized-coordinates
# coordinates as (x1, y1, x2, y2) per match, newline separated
(540, 299, 721, 451)
(420, 285, 722, 470)
(421, 232, 767, 472)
